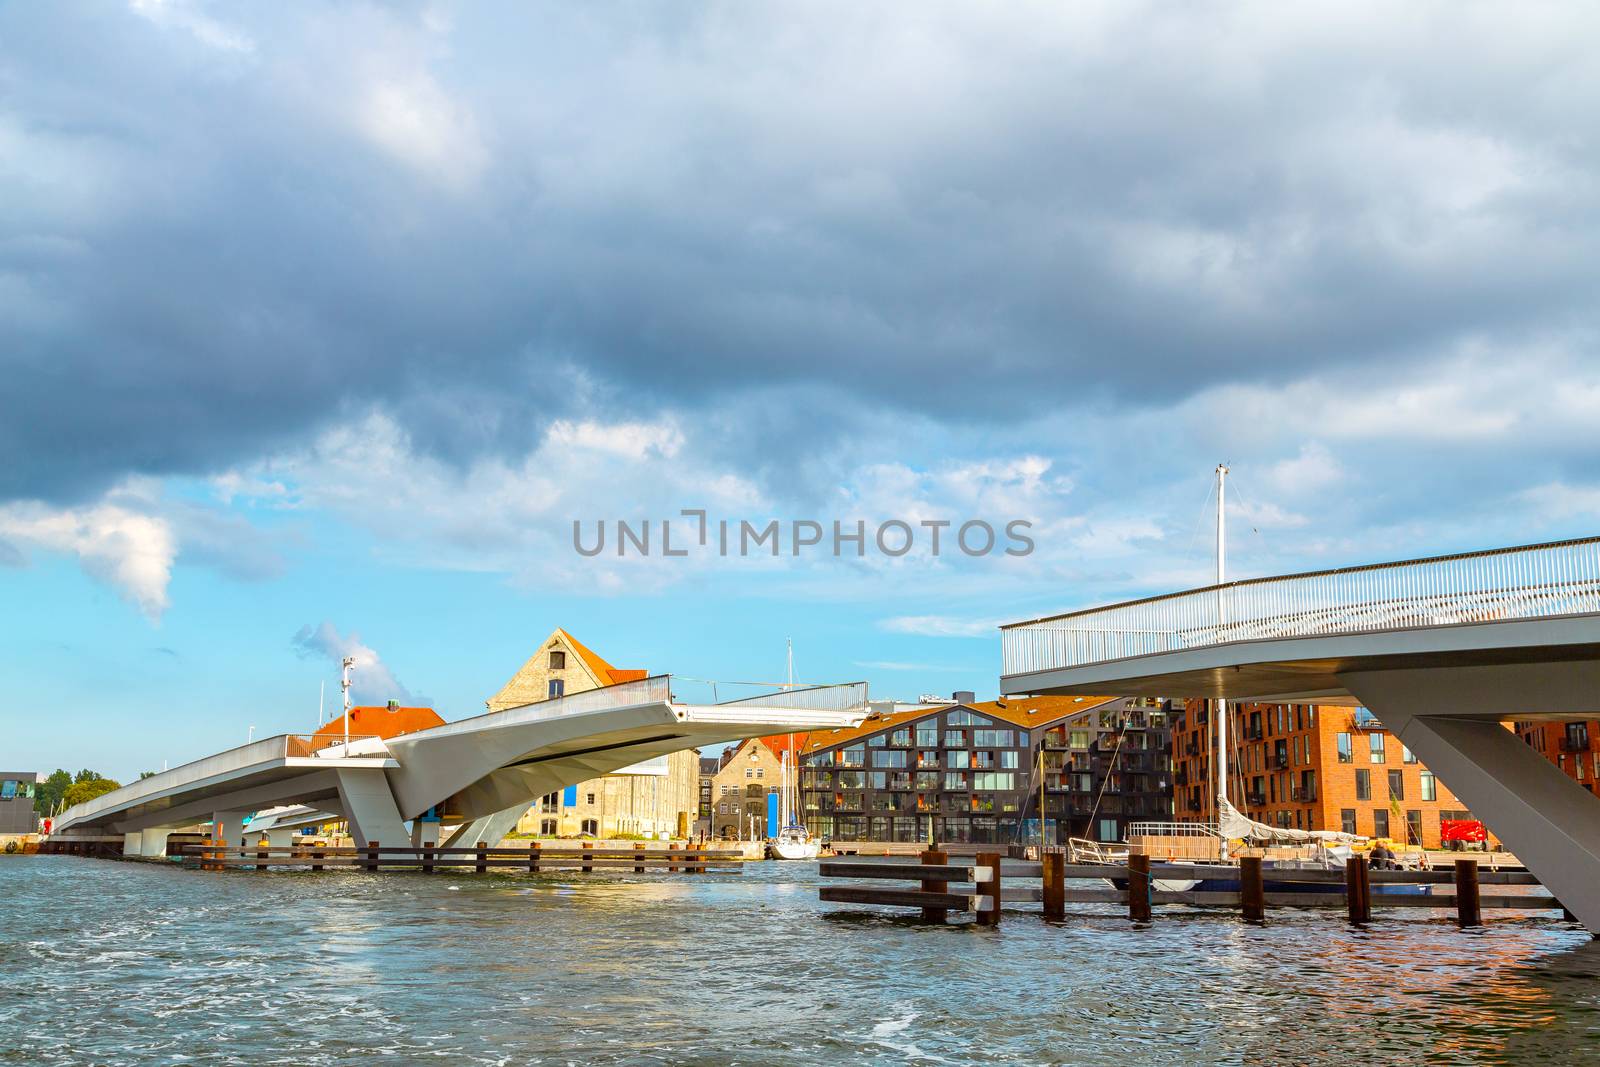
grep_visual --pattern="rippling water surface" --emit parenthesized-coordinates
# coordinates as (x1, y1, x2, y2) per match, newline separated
(3, 855, 1599, 1064)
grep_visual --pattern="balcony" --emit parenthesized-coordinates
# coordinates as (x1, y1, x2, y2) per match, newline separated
(1185, 797, 1202, 812)
(1561, 735, 1592, 753)
(1274, 752, 1290, 769)
(1245, 792, 1266, 807)
(1299, 787, 1318, 803)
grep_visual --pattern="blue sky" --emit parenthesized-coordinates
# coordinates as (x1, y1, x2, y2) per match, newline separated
(4, 2, 1600, 779)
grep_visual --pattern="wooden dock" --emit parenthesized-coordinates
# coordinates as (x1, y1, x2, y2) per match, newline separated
(819, 850, 1566, 927)
(177, 841, 743, 874)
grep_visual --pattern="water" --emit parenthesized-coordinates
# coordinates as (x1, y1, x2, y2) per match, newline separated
(3, 855, 1599, 1065)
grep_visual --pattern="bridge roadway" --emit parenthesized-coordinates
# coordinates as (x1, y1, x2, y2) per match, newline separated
(51, 676, 866, 857)
(1001, 536, 1600, 933)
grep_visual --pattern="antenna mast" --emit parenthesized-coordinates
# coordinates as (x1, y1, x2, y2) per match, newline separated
(341, 656, 354, 746)
(1215, 463, 1230, 859)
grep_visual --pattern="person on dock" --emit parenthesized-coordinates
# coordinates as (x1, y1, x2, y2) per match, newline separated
(1369, 842, 1397, 870)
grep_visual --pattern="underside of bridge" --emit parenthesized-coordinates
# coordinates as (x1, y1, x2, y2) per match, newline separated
(1002, 615, 1600, 934)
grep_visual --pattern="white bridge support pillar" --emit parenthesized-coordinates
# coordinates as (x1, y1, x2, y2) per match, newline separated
(1344, 664, 1600, 935)
(442, 804, 527, 850)
(213, 811, 248, 850)
(334, 768, 410, 849)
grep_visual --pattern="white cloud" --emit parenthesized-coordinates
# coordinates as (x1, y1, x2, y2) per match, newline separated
(878, 615, 1004, 638)
(854, 660, 986, 673)
(290, 621, 417, 707)
(129, 0, 254, 54)
(0, 489, 176, 619)
(1519, 482, 1600, 519)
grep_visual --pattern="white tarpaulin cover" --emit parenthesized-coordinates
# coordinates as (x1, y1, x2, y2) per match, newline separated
(1217, 796, 1362, 845)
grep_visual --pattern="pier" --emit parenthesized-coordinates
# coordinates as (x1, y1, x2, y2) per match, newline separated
(819, 850, 1565, 927)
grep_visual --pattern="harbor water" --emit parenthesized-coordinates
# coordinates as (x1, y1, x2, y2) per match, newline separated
(2, 854, 1598, 1065)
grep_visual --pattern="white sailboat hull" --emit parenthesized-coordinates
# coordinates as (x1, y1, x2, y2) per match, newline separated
(772, 839, 820, 860)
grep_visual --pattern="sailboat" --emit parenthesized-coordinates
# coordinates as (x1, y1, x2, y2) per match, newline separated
(1106, 464, 1428, 895)
(771, 639, 821, 860)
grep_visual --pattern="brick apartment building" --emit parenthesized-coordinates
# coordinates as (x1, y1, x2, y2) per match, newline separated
(1515, 719, 1600, 791)
(1173, 699, 1479, 848)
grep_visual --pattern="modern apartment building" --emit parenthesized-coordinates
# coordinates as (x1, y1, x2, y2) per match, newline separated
(798, 694, 1173, 845)
(1173, 699, 1478, 848)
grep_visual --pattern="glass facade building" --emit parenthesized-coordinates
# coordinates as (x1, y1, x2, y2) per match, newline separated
(800, 697, 1173, 845)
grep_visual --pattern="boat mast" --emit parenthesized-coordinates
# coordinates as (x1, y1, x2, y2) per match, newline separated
(1215, 463, 1230, 858)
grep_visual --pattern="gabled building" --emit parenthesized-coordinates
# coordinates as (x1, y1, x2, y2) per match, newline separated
(705, 738, 784, 839)
(493, 629, 696, 839)
(798, 693, 1174, 845)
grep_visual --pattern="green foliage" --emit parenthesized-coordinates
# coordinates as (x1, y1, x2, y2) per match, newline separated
(61, 777, 121, 809)
(74, 769, 104, 784)
(35, 770, 71, 816)
(138, 771, 156, 780)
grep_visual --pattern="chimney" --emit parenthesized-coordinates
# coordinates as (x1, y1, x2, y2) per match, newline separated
(952, 690, 976, 705)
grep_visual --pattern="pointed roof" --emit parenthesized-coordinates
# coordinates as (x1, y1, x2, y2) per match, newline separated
(558, 628, 649, 686)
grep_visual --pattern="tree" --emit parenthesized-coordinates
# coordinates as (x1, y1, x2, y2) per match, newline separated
(61, 777, 121, 809)
(138, 771, 156, 780)
(74, 769, 104, 784)
(35, 769, 71, 816)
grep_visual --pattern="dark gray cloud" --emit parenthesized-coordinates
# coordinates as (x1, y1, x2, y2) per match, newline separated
(3, 2, 1598, 505)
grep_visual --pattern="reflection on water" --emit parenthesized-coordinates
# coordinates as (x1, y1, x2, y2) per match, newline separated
(2, 855, 1597, 1065)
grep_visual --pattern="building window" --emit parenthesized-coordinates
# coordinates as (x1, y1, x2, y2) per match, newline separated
(746, 769, 753, 778)
(1388, 770, 1404, 800)
(1373, 808, 1389, 839)
(1420, 771, 1437, 801)
(1337, 733, 1352, 763)
(580, 818, 598, 836)
(1406, 809, 1423, 846)
(1340, 808, 1357, 835)
(947, 750, 971, 769)
(548, 678, 565, 699)
(585, 793, 596, 805)
(549, 651, 566, 669)
(1402, 744, 1417, 764)
(1097, 818, 1119, 842)
(1355, 769, 1371, 801)
(1369, 734, 1385, 763)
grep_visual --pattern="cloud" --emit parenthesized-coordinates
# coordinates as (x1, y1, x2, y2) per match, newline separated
(878, 615, 1004, 639)
(0, 491, 176, 619)
(290, 621, 417, 707)
(854, 660, 987, 674)
(5, 2, 1599, 517)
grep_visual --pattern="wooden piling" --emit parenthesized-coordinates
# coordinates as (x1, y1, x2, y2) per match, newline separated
(311, 847, 324, 873)
(634, 843, 647, 874)
(528, 841, 540, 873)
(919, 848, 949, 923)
(1240, 855, 1265, 922)
(1345, 856, 1370, 924)
(1454, 859, 1481, 927)
(1128, 853, 1152, 922)
(365, 840, 379, 872)
(583, 840, 594, 873)
(256, 842, 268, 870)
(1041, 851, 1065, 921)
(475, 841, 488, 875)
(976, 851, 1002, 927)
(422, 842, 435, 875)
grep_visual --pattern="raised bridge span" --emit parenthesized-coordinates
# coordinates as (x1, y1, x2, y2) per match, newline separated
(52, 677, 867, 857)
(1000, 536, 1600, 933)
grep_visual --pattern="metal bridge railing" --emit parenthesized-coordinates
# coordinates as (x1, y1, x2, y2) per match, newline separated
(54, 734, 386, 829)
(1002, 536, 1600, 678)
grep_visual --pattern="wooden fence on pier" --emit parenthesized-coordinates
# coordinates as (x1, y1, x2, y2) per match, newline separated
(179, 841, 742, 874)
(819, 850, 1567, 928)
